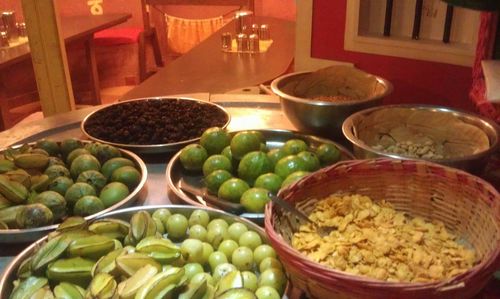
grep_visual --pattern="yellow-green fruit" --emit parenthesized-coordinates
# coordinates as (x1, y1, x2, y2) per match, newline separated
(0, 175, 28, 203)
(316, 143, 341, 166)
(237, 151, 273, 186)
(68, 234, 115, 260)
(3, 169, 30, 188)
(202, 155, 232, 177)
(297, 151, 321, 172)
(274, 155, 307, 179)
(0, 159, 16, 173)
(240, 188, 271, 213)
(217, 288, 257, 299)
(281, 171, 310, 189)
(9, 276, 48, 299)
(32, 191, 67, 222)
(110, 166, 141, 190)
(282, 139, 308, 155)
(230, 132, 261, 160)
(44, 165, 71, 181)
(94, 144, 122, 164)
(88, 272, 117, 298)
(48, 176, 74, 196)
(46, 257, 94, 287)
(16, 204, 54, 228)
(64, 182, 96, 207)
(53, 282, 85, 299)
(0, 205, 24, 227)
(218, 178, 249, 203)
(180, 144, 209, 172)
(254, 173, 282, 194)
(117, 264, 158, 299)
(30, 174, 51, 193)
(66, 148, 91, 166)
(60, 138, 84, 158)
(14, 153, 49, 169)
(70, 154, 101, 179)
(73, 196, 105, 217)
(36, 139, 60, 157)
(76, 170, 107, 192)
(99, 182, 129, 208)
(200, 127, 231, 155)
(101, 157, 135, 179)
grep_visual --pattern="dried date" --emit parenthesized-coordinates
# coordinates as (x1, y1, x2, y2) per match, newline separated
(83, 99, 228, 145)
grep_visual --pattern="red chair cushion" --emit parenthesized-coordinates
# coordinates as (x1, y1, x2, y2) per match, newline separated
(94, 28, 142, 46)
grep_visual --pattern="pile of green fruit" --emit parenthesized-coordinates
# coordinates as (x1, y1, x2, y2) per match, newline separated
(8, 208, 286, 299)
(179, 128, 342, 213)
(0, 138, 142, 229)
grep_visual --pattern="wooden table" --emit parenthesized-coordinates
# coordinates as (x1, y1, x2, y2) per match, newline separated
(0, 13, 131, 130)
(121, 16, 294, 100)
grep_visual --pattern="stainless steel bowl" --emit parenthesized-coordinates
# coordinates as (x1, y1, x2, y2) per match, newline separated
(81, 97, 231, 154)
(0, 142, 148, 243)
(270, 71, 393, 139)
(0, 205, 288, 298)
(342, 105, 500, 174)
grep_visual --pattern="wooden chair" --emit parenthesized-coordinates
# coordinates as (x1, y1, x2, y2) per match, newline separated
(143, 0, 254, 60)
(94, 0, 165, 83)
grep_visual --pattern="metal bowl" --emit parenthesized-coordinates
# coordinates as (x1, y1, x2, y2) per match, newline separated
(0, 142, 148, 244)
(81, 97, 231, 154)
(166, 129, 355, 225)
(0, 205, 288, 298)
(270, 71, 393, 140)
(342, 105, 500, 174)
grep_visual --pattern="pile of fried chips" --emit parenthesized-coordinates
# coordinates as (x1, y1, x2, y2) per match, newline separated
(292, 194, 477, 282)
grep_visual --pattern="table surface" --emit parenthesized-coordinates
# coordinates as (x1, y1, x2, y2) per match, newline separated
(0, 94, 499, 299)
(120, 16, 295, 100)
(0, 13, 132, 69)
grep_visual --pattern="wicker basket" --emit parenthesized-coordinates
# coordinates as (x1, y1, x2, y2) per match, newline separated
(265, 159, 500, 299)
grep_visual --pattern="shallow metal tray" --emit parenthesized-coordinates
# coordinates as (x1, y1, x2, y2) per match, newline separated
(0, 205, 288, 298)
(81, 97, 231, 154)
(0, 141, 148, 244)
(166, 129, 355, 225)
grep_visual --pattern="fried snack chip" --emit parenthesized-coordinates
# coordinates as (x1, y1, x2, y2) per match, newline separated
(291, 194, 477, 283)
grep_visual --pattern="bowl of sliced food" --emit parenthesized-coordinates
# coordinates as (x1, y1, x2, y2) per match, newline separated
(342, 104, 499, 173)
(265, 158, 500, 299)
(270, 66, 392, 139)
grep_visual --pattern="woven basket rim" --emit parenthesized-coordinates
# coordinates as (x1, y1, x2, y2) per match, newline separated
(265, 158, 500, 291)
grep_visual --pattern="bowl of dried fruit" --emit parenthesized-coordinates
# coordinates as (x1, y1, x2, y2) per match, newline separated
(81, 97, 231, 154)
(265, 158, 500, 299)
(342, 105, 499, 174)
(270, 66, 392, 140)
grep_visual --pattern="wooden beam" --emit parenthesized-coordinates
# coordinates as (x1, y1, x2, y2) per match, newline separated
(21, 0, 75, 117)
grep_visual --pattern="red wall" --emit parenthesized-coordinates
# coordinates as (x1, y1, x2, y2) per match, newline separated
(311, 0, 475, 111)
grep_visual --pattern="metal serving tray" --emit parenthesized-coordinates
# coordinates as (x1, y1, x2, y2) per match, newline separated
(81, 97, 231, 154)
(0, 141, 148, 244)
(166, 129, 355, 225)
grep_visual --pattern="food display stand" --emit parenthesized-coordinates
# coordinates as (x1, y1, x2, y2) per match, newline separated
(0, 93, 499, 299)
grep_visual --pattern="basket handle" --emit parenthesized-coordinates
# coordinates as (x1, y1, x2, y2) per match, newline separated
(436, 282, 465, 292)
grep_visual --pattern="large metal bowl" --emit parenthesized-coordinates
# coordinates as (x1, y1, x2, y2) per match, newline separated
(166, 129, 355, 225)
(342, 105, 500, 174)
(0, 205, 288, 298)
(81, 97, 231, 154)
(270, 71, 393, 140)
(0, 142, 148, 244)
